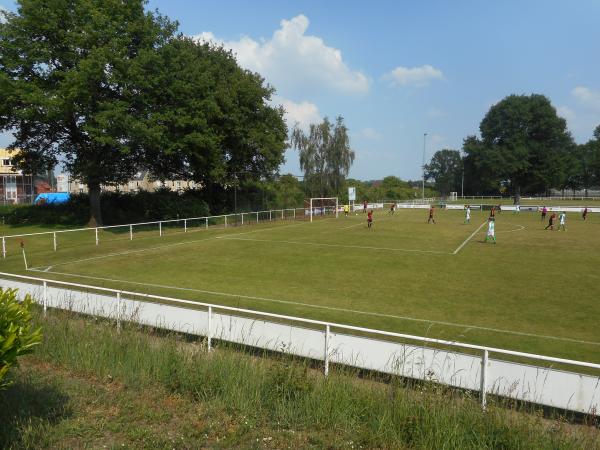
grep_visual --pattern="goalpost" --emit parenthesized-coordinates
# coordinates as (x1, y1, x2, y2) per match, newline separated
(306, 197, 339, 222)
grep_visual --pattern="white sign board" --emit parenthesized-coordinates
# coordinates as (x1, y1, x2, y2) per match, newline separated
(348, 187, 356, 201)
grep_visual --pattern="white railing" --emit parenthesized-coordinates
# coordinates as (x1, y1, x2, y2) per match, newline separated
(520, 196, 600, 201)
(1, 206, 315, 258)
(1, 271, 598, 415)
(457, 196, 504, 200)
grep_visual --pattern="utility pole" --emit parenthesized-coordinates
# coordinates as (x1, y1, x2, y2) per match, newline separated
(422, 132, 427, 200)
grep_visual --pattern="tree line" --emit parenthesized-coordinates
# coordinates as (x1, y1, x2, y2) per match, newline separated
(425, 94, 600, 202)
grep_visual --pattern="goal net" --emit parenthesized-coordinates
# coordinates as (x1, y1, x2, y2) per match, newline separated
(305, 197, 339, 222)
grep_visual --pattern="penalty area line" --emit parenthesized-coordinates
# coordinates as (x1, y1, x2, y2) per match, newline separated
(219, 236, 451, 255)
(453, 220, 488, 254)
(26, 267, 600, 347)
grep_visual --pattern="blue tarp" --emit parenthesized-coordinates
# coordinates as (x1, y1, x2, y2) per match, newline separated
(34, 193, 71, 204)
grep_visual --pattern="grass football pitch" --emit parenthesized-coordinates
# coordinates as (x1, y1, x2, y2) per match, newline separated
(1, 208, 599, 364)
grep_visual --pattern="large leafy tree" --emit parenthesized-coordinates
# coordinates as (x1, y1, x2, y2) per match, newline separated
(0, 2, 287, 225)
(424, 149, 462, 196)
(588, 125, 600, 190)
(0, 0, 176, 225)
(134, 37, 288, 202)
(291, 116, 355, 198)
(462, 136, 501, 195)
(464, 94, 574, 202)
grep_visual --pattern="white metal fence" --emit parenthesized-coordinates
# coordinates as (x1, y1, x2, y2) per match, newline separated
(1, 271, 598, 416)
(1, 206, 328, 258)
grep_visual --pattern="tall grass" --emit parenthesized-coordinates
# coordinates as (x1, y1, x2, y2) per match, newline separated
(7, 308, 600, 449)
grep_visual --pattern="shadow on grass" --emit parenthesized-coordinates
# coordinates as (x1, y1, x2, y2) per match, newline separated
(0, 371, 71, 449)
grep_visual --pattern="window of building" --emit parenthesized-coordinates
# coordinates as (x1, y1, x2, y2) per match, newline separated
(2, 159, 11, 166)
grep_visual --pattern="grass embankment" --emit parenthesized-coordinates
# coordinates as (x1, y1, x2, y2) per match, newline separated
(1, 308, 599, 449)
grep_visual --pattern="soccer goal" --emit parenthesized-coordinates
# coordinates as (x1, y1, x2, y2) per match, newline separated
(305, 197, 339, 222)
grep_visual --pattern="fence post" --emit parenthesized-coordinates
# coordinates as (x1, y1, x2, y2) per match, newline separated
(159, 221, 162, 237)
(324, 324, 330, 376)
(95, 228, 99, 246)
(480, 349, 488, 410)
(269, 210, 272, 221)
(53, 232, 57, 251)
(225, 215, 228, 228)
(205, 218, 208, 229)
(241, 213, 244, 226)
(184, 219, 187, 233)
(281, 210, 284, 220)
(2, 237, 5, 258)
(294, 209, 296, 220)
(207, 305, 212, 351)
(43, 281, 47, 316)
(256, 212, 259, 224)
(129, 224, 133, 241)
(116, 292, 122, 331)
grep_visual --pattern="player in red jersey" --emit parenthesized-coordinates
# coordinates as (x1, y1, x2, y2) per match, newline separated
(367, 210, 373, 228)
(489, 206, 496, 219)
(583, 207, 588, 221)
(427, 206, 435, 224)
(545, 212, 557, 230)
(363, 200, 368, 213)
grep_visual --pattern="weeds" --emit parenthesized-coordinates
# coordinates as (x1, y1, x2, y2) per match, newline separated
(1, 308, 598, 449)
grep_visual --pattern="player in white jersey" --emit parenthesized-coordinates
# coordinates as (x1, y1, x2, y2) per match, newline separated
(558, 211, 567, 231)
(464, 205, 471, 224)
(513, 204, 520, 214)
(485, 217, 496, 243)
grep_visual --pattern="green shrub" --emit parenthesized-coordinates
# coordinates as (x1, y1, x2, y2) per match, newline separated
(0, 289, 42, 389)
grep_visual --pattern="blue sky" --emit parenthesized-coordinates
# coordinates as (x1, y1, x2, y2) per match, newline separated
(2, 0, 600, 180)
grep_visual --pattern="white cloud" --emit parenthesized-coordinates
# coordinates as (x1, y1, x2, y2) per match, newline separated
(557, 106, 576, 121)
(272, 96, 321, 131)
(572, 86, 600, 111)
(384, 65, 444, 87)
(356, 127, 383, 141)
(195, 15, 369, 95)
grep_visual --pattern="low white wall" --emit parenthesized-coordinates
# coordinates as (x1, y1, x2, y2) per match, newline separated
(2, 277, 599, 415)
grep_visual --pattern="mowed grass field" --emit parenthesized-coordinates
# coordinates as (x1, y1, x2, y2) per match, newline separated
(1, 207, 599, 364)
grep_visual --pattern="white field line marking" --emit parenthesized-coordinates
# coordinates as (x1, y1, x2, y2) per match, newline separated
(453, 220, 488, 254)
(29, 220, 311, 271)
(219, 236, 451, 255)
(497, 224, 526, 233)
(28, 267, 600, 347)
(29, 235, 221, 270)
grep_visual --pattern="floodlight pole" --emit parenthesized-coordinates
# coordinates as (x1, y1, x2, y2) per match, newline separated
(422, 132, 427, 200)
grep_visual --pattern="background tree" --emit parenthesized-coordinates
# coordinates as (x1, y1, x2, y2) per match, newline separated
(462, 136, 501, 195)
(588, 125, 600, 190)
(291, 116, 354, 198)
(424, 149, 462, 197)
(0, 0, 176, 225)
(463, 94, 574, 203)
